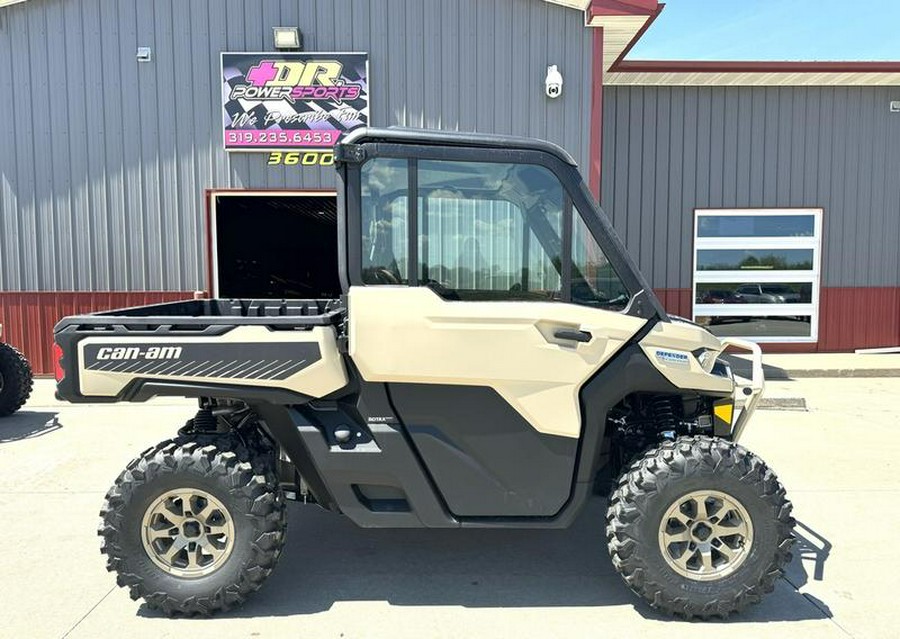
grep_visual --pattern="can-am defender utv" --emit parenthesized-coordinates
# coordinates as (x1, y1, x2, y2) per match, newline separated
(0, 325, 33, 417)
(54, 128, 793, 619)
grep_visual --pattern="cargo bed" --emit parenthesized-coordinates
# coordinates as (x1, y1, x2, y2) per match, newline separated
(55, 298, 345, 329)
(54, 298, 348, 405)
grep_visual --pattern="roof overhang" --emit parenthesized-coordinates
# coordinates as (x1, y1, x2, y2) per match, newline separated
(543, 0, 592, 9)
(540, 0, 664, 83)
(606, 60, 900, 86)
(585, 0, 663, 79)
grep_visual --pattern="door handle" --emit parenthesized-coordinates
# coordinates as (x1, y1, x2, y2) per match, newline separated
(553, 328, 592, 343)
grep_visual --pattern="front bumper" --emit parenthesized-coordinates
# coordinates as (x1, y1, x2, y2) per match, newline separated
(719, 337, 765, 442)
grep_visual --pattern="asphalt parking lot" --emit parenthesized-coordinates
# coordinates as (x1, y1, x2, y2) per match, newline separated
(1, 377, 898, 639)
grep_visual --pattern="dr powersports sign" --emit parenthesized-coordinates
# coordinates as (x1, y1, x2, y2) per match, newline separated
(221, 52, 369, 154)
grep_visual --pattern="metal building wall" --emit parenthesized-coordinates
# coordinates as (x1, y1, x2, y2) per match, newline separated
(600, 85, 900, 350)
(600, 85, 900, 289)
(0, 0, 594, 294)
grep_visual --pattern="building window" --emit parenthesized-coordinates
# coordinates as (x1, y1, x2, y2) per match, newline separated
(692, 209, 822, 342)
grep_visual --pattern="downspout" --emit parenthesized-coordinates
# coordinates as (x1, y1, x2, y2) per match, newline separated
(588, 27, 604, 201)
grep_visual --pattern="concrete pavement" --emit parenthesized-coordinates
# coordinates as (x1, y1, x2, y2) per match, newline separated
(1, 378, 898, 638)
(743, 352, 900, 379)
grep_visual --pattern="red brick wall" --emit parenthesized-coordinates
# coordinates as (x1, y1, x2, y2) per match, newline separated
(0, 292, 194, 375)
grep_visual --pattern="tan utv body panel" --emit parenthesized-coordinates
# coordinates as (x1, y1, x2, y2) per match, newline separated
(348, 286, 647, 438)
(77, 325, 348, 399)
(638, 320, 733, 395)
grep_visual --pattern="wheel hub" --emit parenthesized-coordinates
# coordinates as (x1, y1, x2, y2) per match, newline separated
(141, 488, 235, 578)
(691, 521, 712, 541)
(658, 489, 753, 581)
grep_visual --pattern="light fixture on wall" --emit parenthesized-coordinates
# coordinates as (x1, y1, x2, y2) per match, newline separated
(273, 27, 302, 51)
(136, 47, 152, 62)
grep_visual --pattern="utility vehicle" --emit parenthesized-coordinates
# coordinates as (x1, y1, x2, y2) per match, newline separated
(54, 128, 793, 619)
(0, 325, 33, 417)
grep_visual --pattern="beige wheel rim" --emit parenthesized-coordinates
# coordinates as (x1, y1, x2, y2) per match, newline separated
(141, 488, 235, 578)
(658, 489, 753, 581)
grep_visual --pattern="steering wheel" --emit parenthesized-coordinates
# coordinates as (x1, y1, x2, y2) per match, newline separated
(363, 268, 402, 285)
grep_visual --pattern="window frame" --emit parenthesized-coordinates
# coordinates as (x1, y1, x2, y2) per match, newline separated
(341, 141, 666, 320)
(692, 208, 823, 343)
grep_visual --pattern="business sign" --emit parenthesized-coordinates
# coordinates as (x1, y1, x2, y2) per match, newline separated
(221, 52, 369, 151)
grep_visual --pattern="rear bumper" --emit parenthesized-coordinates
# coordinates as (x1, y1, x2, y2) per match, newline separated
(720, 338, 765, 442)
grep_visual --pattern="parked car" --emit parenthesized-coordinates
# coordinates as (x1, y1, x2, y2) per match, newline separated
(733, 284, 801, 304)
(696, 289, 747, 325)
(698, 289, 744, 305)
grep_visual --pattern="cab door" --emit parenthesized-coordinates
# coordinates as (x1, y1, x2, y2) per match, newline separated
(348, 154, 647, 518)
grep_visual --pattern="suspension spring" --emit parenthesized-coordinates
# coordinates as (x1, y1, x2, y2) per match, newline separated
(192, 407, 217, 432)
(650, 396, 677, 431)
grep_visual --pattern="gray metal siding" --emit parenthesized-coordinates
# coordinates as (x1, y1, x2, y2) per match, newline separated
(0, 0, 593, 292)
(601, 86, 900, 289)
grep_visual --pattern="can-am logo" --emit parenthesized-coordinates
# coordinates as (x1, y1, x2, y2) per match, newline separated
(96, 346, 183, 361)
(231, 60, 362, 104)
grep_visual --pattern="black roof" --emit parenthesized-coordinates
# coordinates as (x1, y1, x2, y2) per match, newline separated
(339, 127, 578, 167)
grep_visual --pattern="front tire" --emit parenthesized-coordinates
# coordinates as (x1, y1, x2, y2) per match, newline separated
(0, 342, 33, 417)
(606, 436, 794, 619)
(98, 433, 286, 616)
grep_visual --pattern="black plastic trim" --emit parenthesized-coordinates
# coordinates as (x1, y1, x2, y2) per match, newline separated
(407, 158, 419, 286)
(294, 400, 459, 528)
(386, 383, 578, 518)
(254, 402, 339, 512)
(120, 380, 314, 405)
(339, 127, 579, 166)
(574, 341, 679, 485)
(561, 194, 573, 303)
(336, 170, 351, 293)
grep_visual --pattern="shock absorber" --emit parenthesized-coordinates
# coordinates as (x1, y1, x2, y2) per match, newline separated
(178, 407, 217, 436)
(650, 395, 677, 434)
(193, 408, 217, 431)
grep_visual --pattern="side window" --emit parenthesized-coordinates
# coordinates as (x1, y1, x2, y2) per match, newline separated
(357, 155, 634, 311)
(361, 158, 408, 285)
(571, 208, 631, 311)
(418, 160, 563, 301)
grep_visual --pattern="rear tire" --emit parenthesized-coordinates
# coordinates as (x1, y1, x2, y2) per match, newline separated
(606, 435, 794, 619)
(98, 432, 286, 616)
(0, 342, 33, 417)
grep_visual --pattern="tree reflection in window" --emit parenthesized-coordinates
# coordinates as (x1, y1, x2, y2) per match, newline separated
(697, 249, 814, 271)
